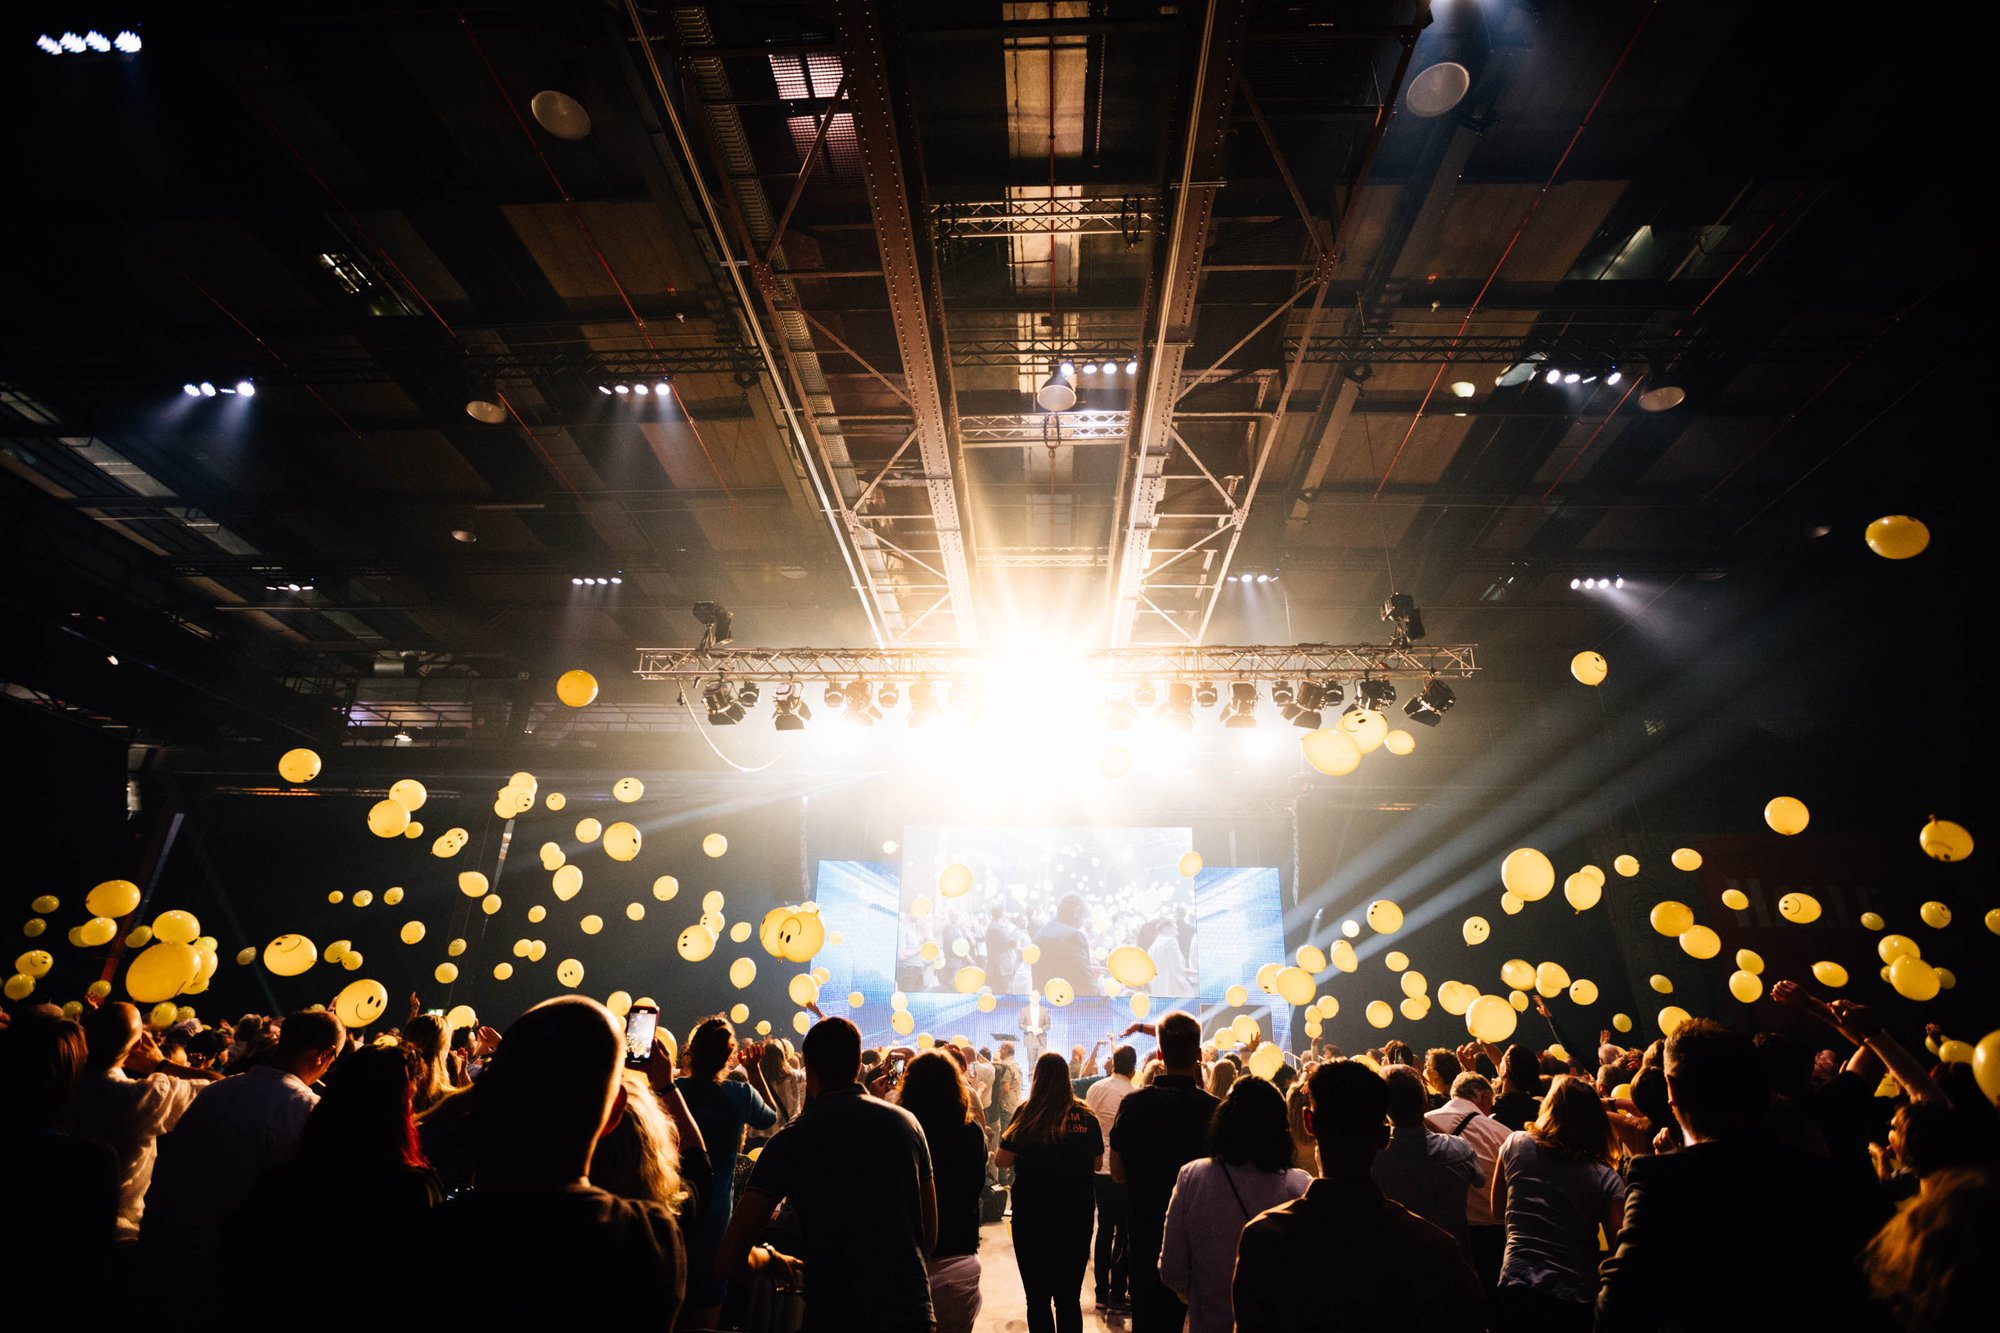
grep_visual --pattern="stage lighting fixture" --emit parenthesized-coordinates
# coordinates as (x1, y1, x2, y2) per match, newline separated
(1606, 370, 1622, 386)
(199, 382, 217, 397)
(182, 383, 200, 397)
(1059, 361, 1075, 376)
(823, 682, 846, 710)
(1222, 682, 1259, 729)
(113, 31, 141, 53)
(737, 681, 762, 707)
(598, 385, 613, 394)
(1037, 366, 1077, 412)
(36, 35, 61, 54)
(1271, 682, 1296, 707)
(704, 679, 746, 726)
(1352, 678, 1397, 713)
(692, 600, 735, 647)
(1158, 682, 1195, 731)
(1563, 372, 1581, 384)
(613, 385, 630, 394)
(1193, 681, 1220, 710)
(1544, 368, 1562, 385)
(633, 384, 650, 395)
(655, 382, 671, 396)
(236, 381, 255, 397)
(875, 681, 900, 709)
(907, 681, 943, 728)
(841, 681, 881, 726)
(1125, 359, 1139, 374)
(59, 32, 84, 52)
(1081, 362, 1099, 375)
(773, 685, 812, 731)
(1285, 679, 1335, 730)
(393, 729, 412, 745)
(85, 31, 110, 51)
(1100, 690, 1137, 730)
(1404, 678, 1457, 727)
(1382, 592, 1425, 645)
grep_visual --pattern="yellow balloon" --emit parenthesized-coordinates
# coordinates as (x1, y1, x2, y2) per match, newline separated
(1316, 995, 1339, 1020)
(1224, 983, 1248, 1008)
(1501, 848, 1556, 901)
(78, 916, 118, 948)
(1568, 978, 1598, 1006)
(725, 956, 757, 989)
(780, 912, 826, 964)
(557, 958, 585, 988)
(1563, 873, 1602, 912)
(1735, 948, 1764, 975)
(1436, 981, 1471, 1016)
(1341, 919, 1360, 938)
(262, 934, 316, 976)
(703, 833, 728, 858)
(1658, 1005, 1692, 1036)
(1889, 954, 1940, 1002)
(974, 992, 997, 1013)
(1810, 960, 1848, 988)
(1330, 940, 1357, 973)
(1131, 992, 1151, 1019)
(446, 937, 466, 957)
(603, 822, 641, 862)
(527, 940, 547, 963)
(85, 879, 141, 919)
(1461, 916, 1490, 946)
(431, 828, 469, 858)
(16, 949, 53, 978)
(1176, 851, 1205, 879)
(1296, 944, 1328, 973)
(1534, 961, 1571, 998)
(277, 748, 321, 783)
(1340, 709, 1389, 754)
(384, 887, 404, 906)
(399, 921, 426, 946)
(612, 777, 644, 804)
(1728, 970, 1763, 1004)
(556, 669, 599, 707)
(453, 871, 487, 899)
(403, 823, 424, 840)
(889, 1009, 915, 1036)
(152, 910, 200, 945)
(1650, 901, 1694, 937)
(1919, 901, 1951, 929)
(327, 891, 345, 906)
(1366, 899, 1403, 933)
(3, 973, 34, 1001)
(127, 942, 198, 1003)
(939, 864, 975, 897)
(334, 979, 389, 1027)
(1365, 999, 1394, 1028)
(1570, 651, 1608, 686)
(574, 818, 602, 844)
(954, 966, 987, 994)
(1670, 847, 1702, 872)
(1500, 892, 1523, 916)
(1864, 514, 1929, 560)
(1248, 1041, 1286, 1080)
(1936, 1038, 1973, 1065)
(1919, 817, 1974, 863)
(910, 895, 932, 920)
(1987, 908, 2000, 937)
(1764, 796, 1810, 836)
(1721, 888, 1749, 910)
(546, 792, 566, 811)
(1300, 728, 1362, 777)
(1022, 943, 1043, 966)
(148, 1001, 179, 1028)
(340, 951, 363, 971)
(366, 799, 410, 838)
(1973, 1031, 2000, 1104)
(1678, 925, 1721, 960)
(23, 919, 46, 938)
(553, 866, 583, 901)
(539, 843, 566, 872)
(622, 902, 644, 923)
(580, 914, 604, 935)
(1649, 973, 1674, 994)
(434, 962, 459, 985)
(1612, 1012, 1632, 1033)
(1384, 951, 1409, 972)
(1500, 958, 1535, 991)
(1400, 970, 1427, 999)
(1043, 977, 1075, 1007)
(1777, 892, 1822, 924)
(1275, 966, 1315, 1007)
(1466, 994, 1517, 1043)
(677, 925, 717, 962)
(351, 890, 374, 909)
(1107, 945, 1157, 988)
(1383, 729, 1416, 756)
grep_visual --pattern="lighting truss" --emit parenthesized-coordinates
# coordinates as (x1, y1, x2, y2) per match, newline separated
(932, 194, 1160, 242)
(635, 642, 1477, 684)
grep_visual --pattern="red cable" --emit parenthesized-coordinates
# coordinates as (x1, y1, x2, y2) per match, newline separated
(496, 390, 583, 498)
(1537, 372, 1644, 501)
(454, 9, 734, 499)
(179, 268, 362, 440)
(1372, 0, 1658, 501)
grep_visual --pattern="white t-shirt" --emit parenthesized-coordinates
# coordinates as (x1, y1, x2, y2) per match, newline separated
(65, 1067, 204, 1238)
(1423, 1096, 1514, 1227)
(1084, 1073, 1135, 1174)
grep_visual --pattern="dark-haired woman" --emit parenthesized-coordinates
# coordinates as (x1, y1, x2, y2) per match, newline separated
(1159, 1075, 1311, 1333)
(899, 1049, 991, 1333)
(674, 1015, 778, 1329)
(997, 1051, 1103, 1333)
(1490, 1074, 1627, 1333)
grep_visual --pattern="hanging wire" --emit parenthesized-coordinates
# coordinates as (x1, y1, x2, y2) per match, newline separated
(681, 690, 787, 773)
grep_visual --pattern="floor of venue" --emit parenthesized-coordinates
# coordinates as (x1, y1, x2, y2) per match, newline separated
(974, 1219, 1126, 1332)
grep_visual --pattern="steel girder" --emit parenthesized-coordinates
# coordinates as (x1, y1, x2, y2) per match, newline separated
(636, 641, 1477, 683)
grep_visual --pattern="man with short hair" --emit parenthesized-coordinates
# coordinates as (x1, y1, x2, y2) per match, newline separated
(418, 996, 685, 1320)
(1233, 1060, 1482, 1331)
(718, 1017, 937, 1333)
(141, 1008, 343, 1258)
(1030, 892, 1094, 991)
(1371, 1066, 1484, 1249)
(1085, 1043, 1138, 1315)
(66, 1002, 219, 1241)
(1423, 1069, 1511, 1289)
(1108, 1011, 1218, 1332)
(1596, 1018, 1891, 1331)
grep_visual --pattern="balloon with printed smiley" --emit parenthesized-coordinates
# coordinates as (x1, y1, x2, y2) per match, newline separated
(603, 822, 641, 862)
(612, 778, 644, 804)
(677, 924, 717, 962)
(431, 828, 469, 858)
(334, 979, 389, 1028)
(264, 934, 317, 976)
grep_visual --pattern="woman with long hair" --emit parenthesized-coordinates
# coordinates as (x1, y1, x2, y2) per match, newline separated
(593, 1068, 689, 1214)
(898, 1049, 991, 1333)
(1, 1010, 117, 1287)
(674, 1015, 778, 1329)
(996, 1051, 1103, 1333)
(1159, 1076, 1311, 1333)
(402, 1012, 457, 1114)
(1489, 1074, 1627, 1333)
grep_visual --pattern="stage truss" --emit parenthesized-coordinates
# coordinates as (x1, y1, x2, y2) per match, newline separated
(635, 642, 1477, 684)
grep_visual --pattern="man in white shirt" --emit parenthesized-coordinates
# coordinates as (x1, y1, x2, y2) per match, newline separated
(1422, 1069, 1512, 1290)
(1084, 1043, 1138, 1314)
(142, 1008, 344, 1259)
(67, 1002, 222, 1240)
(963, 1044, 994, 1111)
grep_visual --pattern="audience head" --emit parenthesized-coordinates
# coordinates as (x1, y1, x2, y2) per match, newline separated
(592, 1070, 687, 1211)
(273, 1010, 346, 1082)
(1499, 1043, 1539, 1092)
(1381, 1065, 1429, 1126)
(1664, 1018, 1768, 1141)
(1529, 1073, 1615, 1164)
(296, 1042, 425, 1171)
(1423, 1047, 1458, 1095)
(1630, 1064, 1672, 1131)
(1209, 1075, 1294, 1172)
(1209, 1059, 1238, 1099)
(897, 1049, 978, 1147)
(1110, 1044, 1137, 1078)
(1009, 1051, 1083, 1145)
(1753, 1030, 1814, 1104)
(0, 1008, 87, 1131)
(1157, 1010, 1202, 1072)
(687, 1015, 737, 1083)
(1864, 1166, 1998, 1329)
(1890, 1100, 1983, 1180)
(1449, 1071, 1494, 1113)
(801, 1016, 863, 1095)
(469, 996, 623, 1184)
(1381, 1039, 1413, 1069)
(1305, 1059, 1391, 1177)
(81, 1001, 142, 1071)
(1056, 893, 1085, 926)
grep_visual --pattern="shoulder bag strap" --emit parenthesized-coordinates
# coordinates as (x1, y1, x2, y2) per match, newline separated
(1450, 1110, 1479, 1137)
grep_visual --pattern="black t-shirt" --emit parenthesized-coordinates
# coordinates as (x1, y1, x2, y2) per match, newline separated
(1030, 920, 1092, 988)
(1492, 1090, 1540, 1131)
(745, 1084, 935, 1333)
(1002, 1103, 1102, 1221)
(1107, 1074, 1219, 1238)
(924, 1115, 991, 1258)
(419, 1181, 684, 1323)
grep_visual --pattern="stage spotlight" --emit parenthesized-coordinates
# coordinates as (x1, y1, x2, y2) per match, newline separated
(1271, 681, 1296, 708)
(1382, 592, 1425, 645)
(182, 383, 201, 397)
(85, 31, 110, 51)
(1563, 372, 1581, 385)
(1081, 362, 1099, 375)
(1614, 576, 1624, 588)
(841, 681, 881, 726)
(1059, 361, 1076, 376)
(199, 382, 217, 397)
(1403, 678, 1457, 727)
(1193, 681, 1220, 710)
(1222, 682, 1259, 729)
(633, 383, 650, 396)
(907, 681, 943, 728)
(773, 685, 812, 731)
(1037, 365, 1077, 412)
(235, 380, 255, 397)
(1125, 359, 1138, 375)
(572, 578, 584, 586)
(1352, 678, 1397, 713)
(1544, 368, 1562, 385)
(1100, 690, 1137, 730)
(692, 600, 735, 647)
(613, 384, 630, 394)
(1281, 680, 1328, 730)
(1131, 681, 1158, 709)
(655, 382, 671, 396)
(1606, 370, 1622, 386)
(876, 681, 900, 709)
(113, 31, 141, 53)
(59, 33, 85, 53)
(823, 682, 846, 710)
(598, 385, 613, 395)
(737, 681, 762, 707)
(1570, 578, 1581, 590)
(703, 679, 746, 725)
(37, 35, 61, 54)
(1158, 682, 1195, 731)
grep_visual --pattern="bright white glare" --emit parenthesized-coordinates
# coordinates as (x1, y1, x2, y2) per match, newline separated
(198, 382, 216, 397)
(236, 380, 255, 397)
(610, 576, 623, 585)
(613, 385, 630, 395)
(633, 383, 650, 395)
(106, 654, 119, 666)
(1058, 361, 1075, 377)
(1081, 362, 1098, 374)
(114, 31, 142, 53)
(1544, 369, 1562, 385)
(85, 31, 110, 51)
(572, 578, 584, 586)
(1256, 574, 1271, 583)
(1583, 579, 1596, 589)
(597, 385, 613, 395)
(182, 383, 201, 397)
(654, 382, 671, 396)
(1615, 576, 1625, 589)
(60, 32, 85, 52)
(1449, 380, 1476, 398)
(1570, 578, 1581, 590)
(37, 35, 61, 54)
(1125, 359, 1138, 374)
(1563, 372, 1581, 384)
(1606, 371, 1622, 386)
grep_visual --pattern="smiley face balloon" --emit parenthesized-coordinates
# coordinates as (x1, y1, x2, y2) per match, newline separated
(431, 827, 470, 858)
(333, 978, 389, 1028)
(556, 958, 585, 988)
(1043, 977, 1076, 1007)
(612, 777, 644, 804)
(1462, 916, 1490, 946)
(677, 924, 718, 962)
(603, 822, 641, 862)
(263, 934, 318, 977)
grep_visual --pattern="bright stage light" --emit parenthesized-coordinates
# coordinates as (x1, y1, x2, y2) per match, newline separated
(198, 382, 216, 397)
(613, 384, 630, 394)
(1606, 370, 1622, 386)
(1563, 372, 1581, 384)
(633, 383, 650, 395)
(84, 31, 110, 51)
(1125, 359, 1138, 374)
(182, 383, 201, 397)
(59, 33, 85, 53)
(113, 31, 141, 53)
(1081, 362, 1098, 374)
(37, 35, 62, 54)
(655, 382, 671, 396)
(598, 385, 613, 394)
(235, 380, 255, 397)
(1222, 682, 1258, 729)
(1544, 368, 1562, 385)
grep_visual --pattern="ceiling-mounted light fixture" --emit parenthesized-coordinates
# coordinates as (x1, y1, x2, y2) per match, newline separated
(530, 89, 592, 141)
(1222, 682, 1260, 729)
(1382, 592, 1426, 646)
(1405, 60, 1471, 118)
(1638, 384, 1685, 412)
(1404, 678, 1457, 727)
(703, 679, 746, 726)
(466, 399, 507, 424)
(1157, 682, 1195, 732)
(1037, 365, 1077, 413)
(692, 600, 735, 648)
(773, 684, 812, 731)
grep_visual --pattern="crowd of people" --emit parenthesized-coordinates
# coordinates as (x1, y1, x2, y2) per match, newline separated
(3, 973, 1994, 1331)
